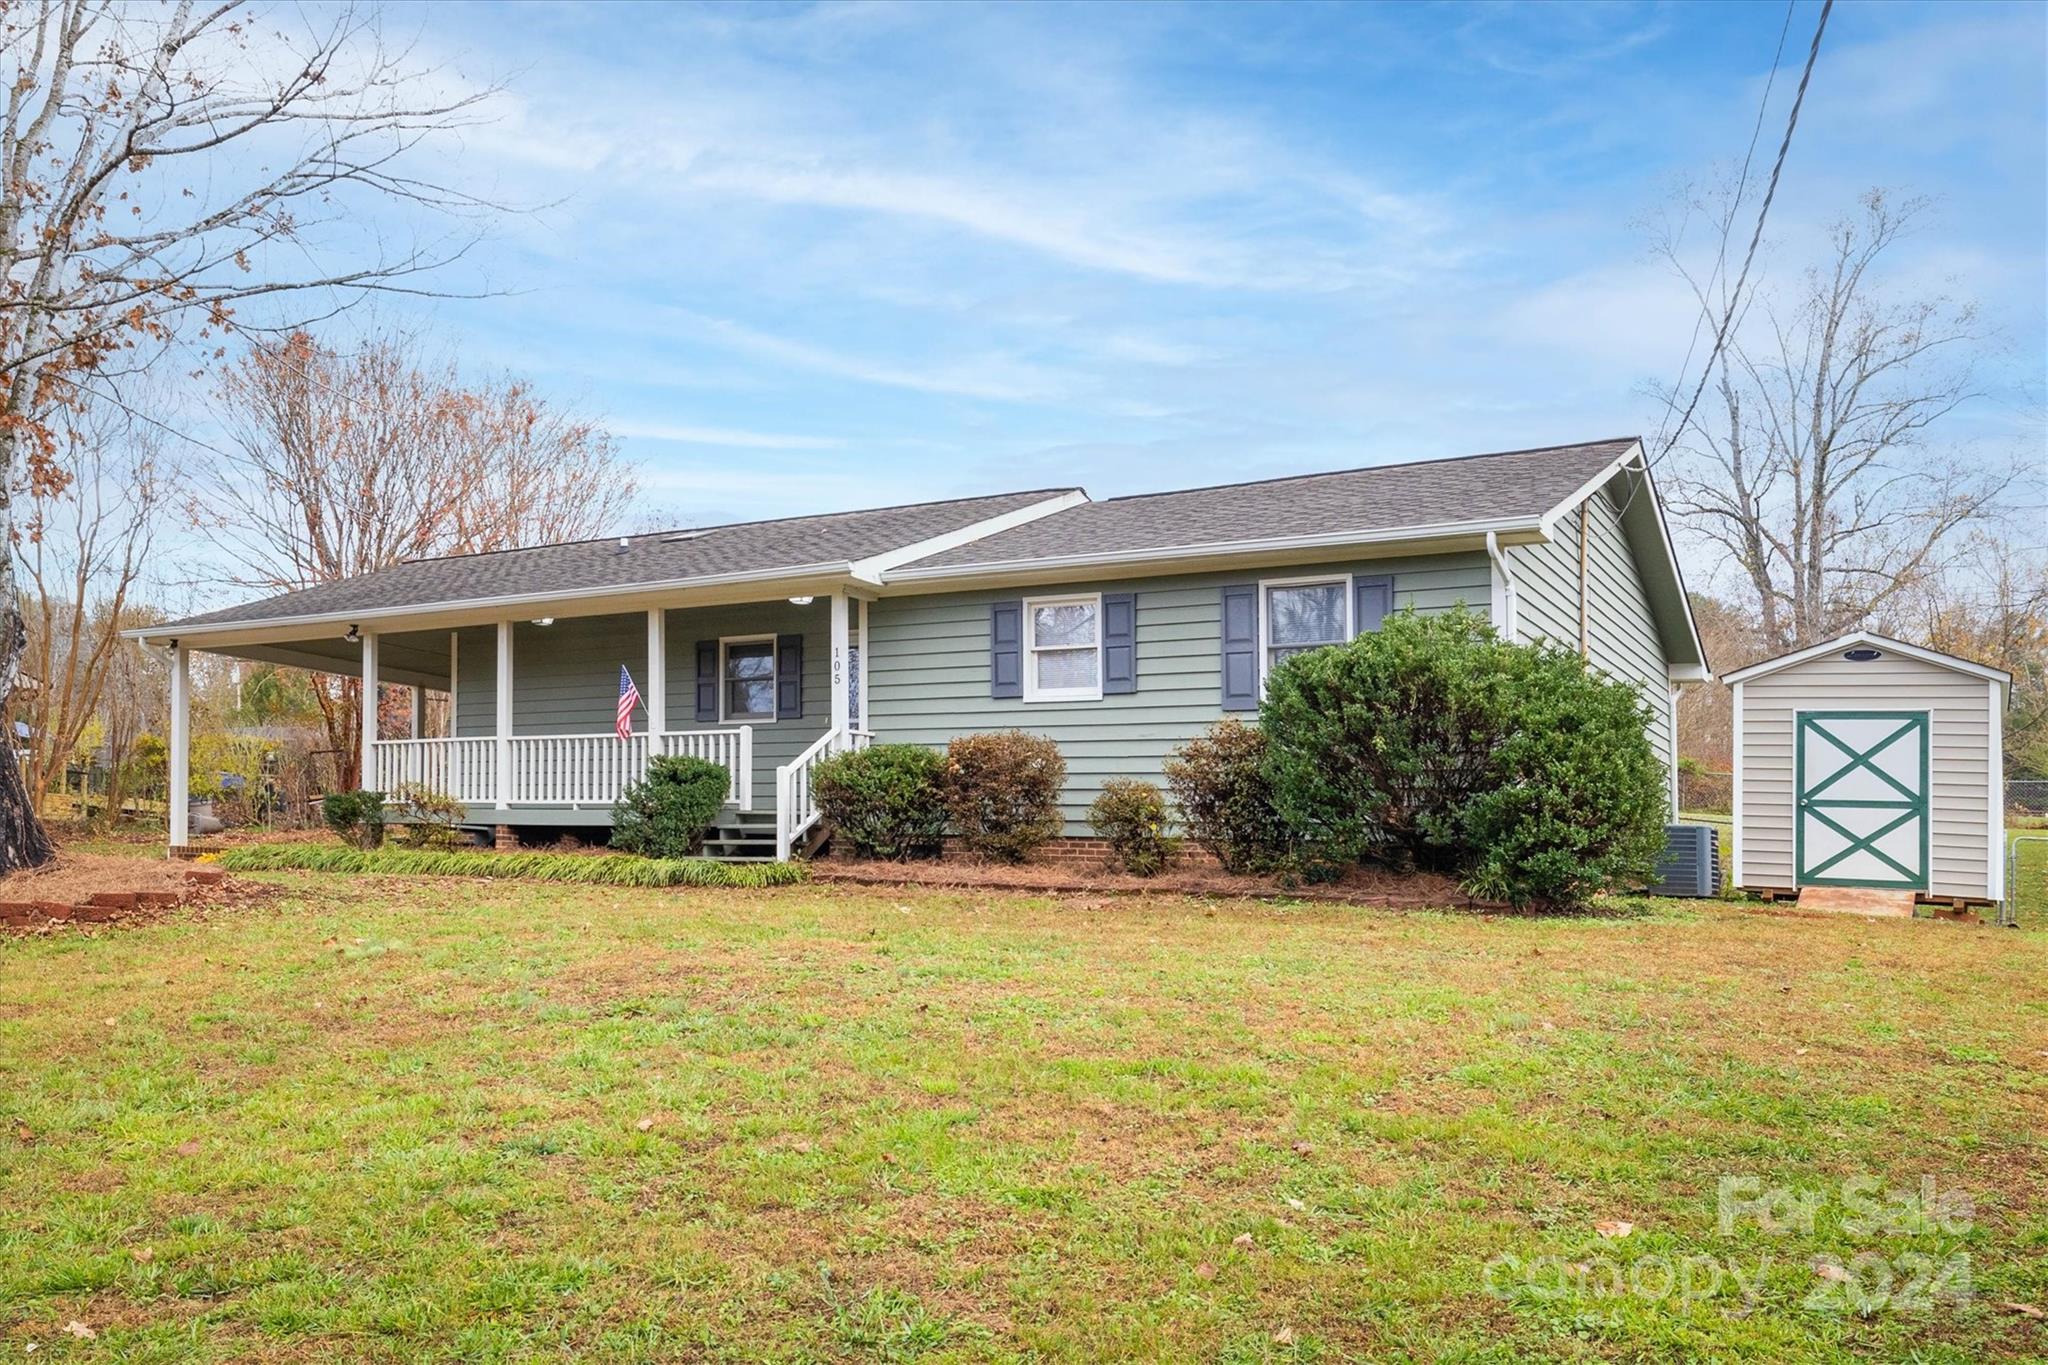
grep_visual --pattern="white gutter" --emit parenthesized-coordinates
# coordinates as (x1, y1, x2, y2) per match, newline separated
(1484, 530, 1519, 638)
(121, 560, 861, 644)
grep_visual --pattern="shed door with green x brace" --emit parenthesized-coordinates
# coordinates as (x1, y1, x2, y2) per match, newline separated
(1796, 711, 1930, 891)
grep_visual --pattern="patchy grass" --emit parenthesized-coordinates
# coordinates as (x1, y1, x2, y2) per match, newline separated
(1, 875, 2043, 1362)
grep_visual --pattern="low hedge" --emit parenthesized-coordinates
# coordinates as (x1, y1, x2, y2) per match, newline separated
(216, 843, 808, 888)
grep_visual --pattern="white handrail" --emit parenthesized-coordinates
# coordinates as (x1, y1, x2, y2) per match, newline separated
(773, 727, 872, 860)
(370, 728, 752, 809)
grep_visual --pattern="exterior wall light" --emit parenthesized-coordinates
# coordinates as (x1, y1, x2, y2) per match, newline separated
(787, 596, 815, 606)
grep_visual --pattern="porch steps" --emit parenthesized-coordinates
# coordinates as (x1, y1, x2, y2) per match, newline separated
(700, 809, 780, 863)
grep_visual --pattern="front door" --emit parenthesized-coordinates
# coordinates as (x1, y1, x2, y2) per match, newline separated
(1796, 711, 1929, 891)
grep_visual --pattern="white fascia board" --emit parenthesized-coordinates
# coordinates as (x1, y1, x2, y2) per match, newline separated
(878, 516, 1547, 588)
(848, 490, 1089, 583)
(1536, 442, 1643, 538)
(121, 562, 860, 649)
(1668, 663, 1712, 684)
(1722, 630, 2013, 692)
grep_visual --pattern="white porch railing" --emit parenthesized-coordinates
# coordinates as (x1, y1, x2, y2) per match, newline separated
(367, 737, 497, 805)
(775, 728, 872, 860)
(369, 728, 753, 811)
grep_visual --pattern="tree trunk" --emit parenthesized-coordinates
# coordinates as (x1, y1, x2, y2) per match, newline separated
(0, 604, 57, 872)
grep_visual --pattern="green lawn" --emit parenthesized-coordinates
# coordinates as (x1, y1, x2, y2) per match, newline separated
(2, 872, 2044, 1362)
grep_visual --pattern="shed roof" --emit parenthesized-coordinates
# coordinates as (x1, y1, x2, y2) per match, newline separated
(1723, 630, 2011, 691)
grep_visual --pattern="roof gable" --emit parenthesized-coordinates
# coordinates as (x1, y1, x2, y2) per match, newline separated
(1723, 631, 2011, 691)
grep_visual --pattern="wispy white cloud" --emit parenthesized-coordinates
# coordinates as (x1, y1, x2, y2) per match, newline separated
(678, 312, 1076, 403)
(606, 418, 844, 450)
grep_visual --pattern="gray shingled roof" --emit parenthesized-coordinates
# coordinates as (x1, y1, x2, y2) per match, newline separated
(894, 439, 1637, 573)
(164, 488, 1075, 630)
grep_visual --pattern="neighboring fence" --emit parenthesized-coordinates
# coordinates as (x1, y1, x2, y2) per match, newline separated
(2008, 779, 2048, 818)
(1679, 769, 1733, 815)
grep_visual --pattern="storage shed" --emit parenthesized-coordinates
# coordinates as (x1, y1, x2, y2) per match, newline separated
(1726, 631, 2010, 904)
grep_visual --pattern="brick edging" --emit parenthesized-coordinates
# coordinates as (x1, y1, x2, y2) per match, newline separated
(0, 866, 228, 930)
(808, 864, 1486, 910)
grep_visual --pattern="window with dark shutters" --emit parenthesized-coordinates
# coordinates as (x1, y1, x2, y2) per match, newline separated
(989, 600, 1022, 699)
(1102, 592, 1137, 694)
(1219, 585, 1258, 711)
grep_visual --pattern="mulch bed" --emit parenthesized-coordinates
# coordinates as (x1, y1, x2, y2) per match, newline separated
(811, 855, 1493, 909)
(0, 854, 242, 934)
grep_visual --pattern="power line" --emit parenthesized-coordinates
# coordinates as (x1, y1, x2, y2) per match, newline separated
(1652, 0, 1833, 469)
(1653, 0, 1797, 445)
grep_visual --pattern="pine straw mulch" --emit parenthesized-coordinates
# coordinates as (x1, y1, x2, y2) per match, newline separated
(0, 853, 256, 934)
(810, 853, 1490, 909)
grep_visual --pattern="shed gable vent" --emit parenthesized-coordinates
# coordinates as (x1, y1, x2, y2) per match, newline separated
(1842, 647, 1883, 662)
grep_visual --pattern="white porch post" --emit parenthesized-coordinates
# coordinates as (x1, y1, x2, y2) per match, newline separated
(360, 632, 379, 790)
(168, 644, 189, 848)
(857, 596, 870, 732)
(830, 591, 851, 734)
(495, 621, 513, 810)
(645, 608, 666, 738)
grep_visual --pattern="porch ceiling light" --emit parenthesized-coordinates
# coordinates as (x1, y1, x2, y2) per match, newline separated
(345, 624, 360, 642)
(787, 595, 815, 606)
(534, 617, 554, 626)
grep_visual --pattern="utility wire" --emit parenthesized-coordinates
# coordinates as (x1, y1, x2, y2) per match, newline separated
(1650, 0, 1833, 470)
(1653, 0, 1797, 446)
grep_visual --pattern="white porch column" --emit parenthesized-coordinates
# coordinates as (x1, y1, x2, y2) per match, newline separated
(829, 591, 851, 734)
(495, 621, 513, 809)
(167, 644, 189, 848)
(360, 631, 379, 790)
(857, 596, 870, 732)
(645, 608, 666, 737)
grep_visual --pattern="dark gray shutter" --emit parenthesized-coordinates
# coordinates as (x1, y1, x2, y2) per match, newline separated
(1354, 575, 1393, 634)
(776, 633, 804, 719)
(694, 641, 717, 722)
(1220, 585, 1258, 711)
(1102, 592, 1137, 695)
(990, 600, 1022, 699)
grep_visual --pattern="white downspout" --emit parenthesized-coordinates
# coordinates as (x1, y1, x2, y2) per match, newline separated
(1484, 530, 1519, 640)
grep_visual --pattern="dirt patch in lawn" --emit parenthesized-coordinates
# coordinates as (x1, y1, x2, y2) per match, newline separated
(0, 852, 241, 931)
(812, 855, 1479, 907)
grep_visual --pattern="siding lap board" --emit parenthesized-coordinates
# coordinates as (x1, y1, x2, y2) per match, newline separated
(868, 553, 1491, 831)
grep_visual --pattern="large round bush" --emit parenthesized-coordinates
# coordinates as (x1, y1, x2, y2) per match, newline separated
(1260, 607, 1666, 908)
(610, 755, 730, 858)
(941, 730, 1065, 862)
(1163, 718, 1292, 875)
(811, 743, 947, 860)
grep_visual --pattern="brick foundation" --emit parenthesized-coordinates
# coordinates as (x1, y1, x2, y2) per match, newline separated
(493, 824, 519, 851)
(911, 835, 1221, 870)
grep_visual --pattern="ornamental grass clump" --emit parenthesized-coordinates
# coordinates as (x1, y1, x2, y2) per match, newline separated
(216, 843, 807, 888)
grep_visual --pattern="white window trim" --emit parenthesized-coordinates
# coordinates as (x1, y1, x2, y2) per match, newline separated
(720, 633, 779, 725)
(1021, 593, 1103, 703)
(1258, 573, 1352, 689)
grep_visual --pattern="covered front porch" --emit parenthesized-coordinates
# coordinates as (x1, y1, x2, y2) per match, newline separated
(161, 589, 875, 860)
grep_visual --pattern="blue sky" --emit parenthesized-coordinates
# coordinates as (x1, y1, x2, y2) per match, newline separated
(322, 0, 2044, 537)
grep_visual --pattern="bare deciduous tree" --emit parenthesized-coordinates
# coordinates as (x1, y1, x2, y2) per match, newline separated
(13, 396, 173, 804)
(1652, 188, 2016, 653)
(190, 327, 636, 787)
(0, 0, 495, 869)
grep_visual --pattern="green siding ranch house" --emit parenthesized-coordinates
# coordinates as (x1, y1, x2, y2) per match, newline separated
(132, 438, 1709, 859)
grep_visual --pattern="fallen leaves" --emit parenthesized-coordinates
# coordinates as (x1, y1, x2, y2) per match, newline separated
(1999, 1301, 2044, 1320)
(173, 1138, 201, 1157)
(1595, 1219, 1633, 1239)
(13, 1118, 33, 1145)
(1812, 1260, 1853, 1284)
(634, 1117, 654, 1132)
(61, 1321, 95, 1340)
(1194, 1260, 1217, 1281)
(1271, 1325, 1296, 1345)
(129, 1246, 153, 1264)
(1232, 1232, 1256, 1250)
(1291, 1140, 1314, 1157)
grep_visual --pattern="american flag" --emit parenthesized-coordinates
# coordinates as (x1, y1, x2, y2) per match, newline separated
(616, 665, 642, 740)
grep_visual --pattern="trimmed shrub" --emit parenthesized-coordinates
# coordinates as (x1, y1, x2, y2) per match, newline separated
(1163, 718, 1291, 875)
(609, 755, 731, 859)
(812, 743, 947, 860)
(1452, 643, 1670, 909)
(941, 730, 1066, 862)
(322, 789, 386, 849)
(216, 842, 807, 888)
(1088, 778, 1179, 876)
(389, 782, 467, 848)
(1260, 606, 1667, 908)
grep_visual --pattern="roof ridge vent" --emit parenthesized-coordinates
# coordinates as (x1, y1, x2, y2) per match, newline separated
(660, 529, 710, 543)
